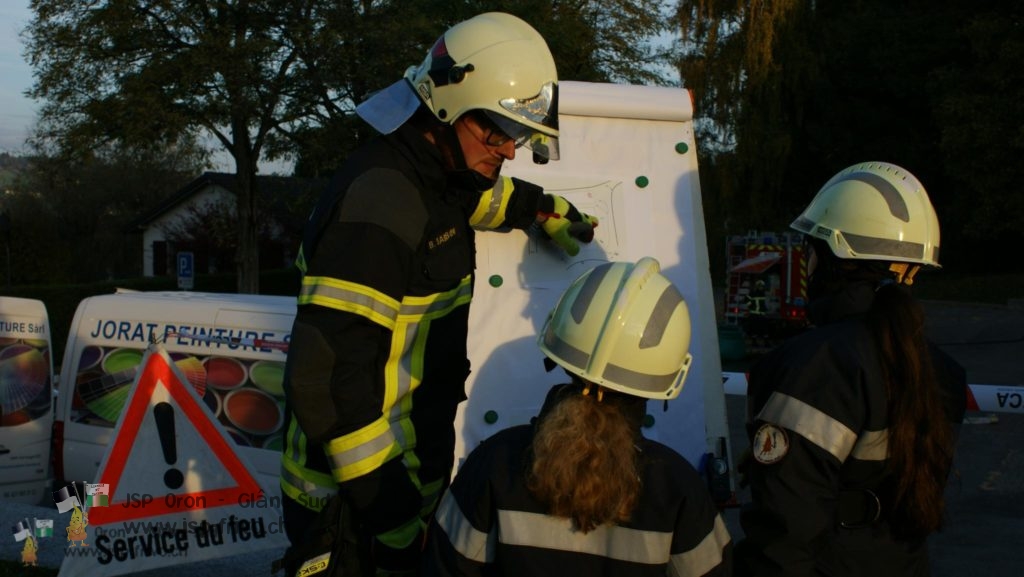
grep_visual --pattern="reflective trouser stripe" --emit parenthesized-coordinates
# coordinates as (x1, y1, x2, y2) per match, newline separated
(326, 416, 401, 482)
(279, 459, 336, 512)
(469, 176, 513, 230)
(757, 392, 857, 462)
(376, 516, 426, 549)
(668, 514, 731, 577)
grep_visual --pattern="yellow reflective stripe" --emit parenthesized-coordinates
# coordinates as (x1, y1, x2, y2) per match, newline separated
(284, 413, 313, 469)
(325, 417, 402, 482)
(376, 516, 426, 549)
(468, 176, 513, 230)
(497, 509, 673, 563)
(434, 490, 496, 563)
(279, 459, 336, 512)
(299, 276, 400, 329)
(419, 477, 445, 517)
(668, 514, 731, 577)
(850, 428, 889, 461)
(397, 276, 473, 321)
(757, 392, 857, 462)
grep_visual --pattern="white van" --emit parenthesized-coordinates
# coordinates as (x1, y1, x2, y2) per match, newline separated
(51, 290, 295, 495)
(0, 296, 54, 504)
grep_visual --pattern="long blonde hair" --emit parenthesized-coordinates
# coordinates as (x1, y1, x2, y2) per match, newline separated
(526, 384, 643, 533)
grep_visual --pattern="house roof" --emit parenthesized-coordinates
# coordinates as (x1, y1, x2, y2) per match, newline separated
(128, 171, 328, 233)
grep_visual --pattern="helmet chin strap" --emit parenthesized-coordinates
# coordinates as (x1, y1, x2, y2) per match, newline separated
(889, 263, 920, 286)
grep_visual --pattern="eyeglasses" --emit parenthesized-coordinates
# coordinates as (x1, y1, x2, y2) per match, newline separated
(466, 114, 527, 149)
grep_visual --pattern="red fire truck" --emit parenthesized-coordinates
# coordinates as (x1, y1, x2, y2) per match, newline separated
(723, 231, 810, 346)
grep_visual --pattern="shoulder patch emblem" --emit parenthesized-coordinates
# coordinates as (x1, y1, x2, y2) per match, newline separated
(752, 423, 789, 464)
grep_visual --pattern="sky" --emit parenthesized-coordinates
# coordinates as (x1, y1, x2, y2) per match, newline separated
(0, 2, 291, 173)
(0, 2, 35, 155)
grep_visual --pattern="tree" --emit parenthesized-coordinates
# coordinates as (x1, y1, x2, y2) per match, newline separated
(0, 143, 202, 285)
(25, 0, 316, 293)
(675, 0, 1024, 273)
(277, 0, 680, 176)
(24, 0, 681, 290)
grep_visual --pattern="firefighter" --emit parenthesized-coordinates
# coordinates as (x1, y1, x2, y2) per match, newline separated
(424, 257, 733, 577)
(734, 162, 967, 576)
(278, 12, 597, 577)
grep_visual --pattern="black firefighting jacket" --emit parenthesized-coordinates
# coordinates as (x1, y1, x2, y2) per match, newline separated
(735, 281, 966, 577)
(424, 424, 733, 577)
(280, 120, 544, 547)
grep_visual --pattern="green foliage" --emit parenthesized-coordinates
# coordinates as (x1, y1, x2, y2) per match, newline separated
(280, 0, 678, 175)
(0, 147, 202, 285)
(24, 0, 325, 292)
(677, 0, 1024, 274)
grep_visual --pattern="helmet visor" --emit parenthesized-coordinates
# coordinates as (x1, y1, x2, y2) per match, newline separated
(484, 109, 560, 161)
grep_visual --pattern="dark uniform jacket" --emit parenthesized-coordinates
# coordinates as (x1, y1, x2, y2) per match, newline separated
(280, 121, 544, 545)
(735, 281, 967, 577)
(424, 424, 733, 577)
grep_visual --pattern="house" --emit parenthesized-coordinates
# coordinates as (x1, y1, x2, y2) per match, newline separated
(129, 171, 327, 277)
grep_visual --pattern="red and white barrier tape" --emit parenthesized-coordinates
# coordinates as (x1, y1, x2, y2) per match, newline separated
(722, 372, 1024, 415)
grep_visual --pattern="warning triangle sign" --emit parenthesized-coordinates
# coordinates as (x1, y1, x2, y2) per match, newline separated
(87, 346, 261, 524)
(58, 345, 287, 577)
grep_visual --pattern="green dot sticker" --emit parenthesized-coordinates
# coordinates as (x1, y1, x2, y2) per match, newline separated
(675, 142, 689, 154)
(484, 410, 499, 424)
(643, 414, 655, 428)
(635, 176, 649, 188)
(488, 275, 503, 287)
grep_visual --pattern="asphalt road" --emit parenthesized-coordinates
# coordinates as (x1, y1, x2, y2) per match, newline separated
(3, 299, 1022, 576)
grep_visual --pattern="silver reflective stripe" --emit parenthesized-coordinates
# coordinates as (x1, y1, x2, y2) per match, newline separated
(542, 332, 591, 370)
(842, 231, 925, 261)
(299, 279, 399, 325)
(327, 426, 397, 472)
(497, 510, 673, 564)
(668, 514, 731, 577)
(571, 263, 612, 323)
(640, 285, 682, 349)
(473, 177, 509, 228)
(602, 362, 678, 394)
(434, 490, 496, 563)
(757, 392, 857, 462)
(850, 428, 889, 461)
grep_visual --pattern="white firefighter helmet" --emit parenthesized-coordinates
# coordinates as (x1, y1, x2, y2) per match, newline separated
(404, 12, 560, 159)
(791, 161, 941, 267)
(538, 257, 693, 400)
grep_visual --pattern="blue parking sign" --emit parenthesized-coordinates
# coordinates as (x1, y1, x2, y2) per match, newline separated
(177, 251, 194, 290)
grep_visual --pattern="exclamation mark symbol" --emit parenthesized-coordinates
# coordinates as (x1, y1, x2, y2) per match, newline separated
(154, 402, 184, 490)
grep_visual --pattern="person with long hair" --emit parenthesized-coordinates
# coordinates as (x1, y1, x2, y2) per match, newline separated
(734, 162, 967, 576)
(424, 257, 733, 576)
